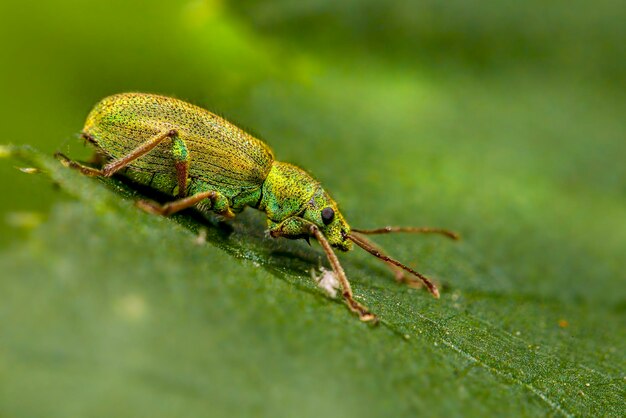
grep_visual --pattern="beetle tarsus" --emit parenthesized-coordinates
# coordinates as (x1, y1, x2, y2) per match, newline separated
(343, 292, 378, 323)
(54, 152, 103, 176)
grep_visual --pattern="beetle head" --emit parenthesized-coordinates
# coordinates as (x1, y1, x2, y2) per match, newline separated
(302, 187, 352, 252)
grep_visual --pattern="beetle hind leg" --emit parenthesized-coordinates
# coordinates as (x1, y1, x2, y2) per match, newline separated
(170, 135, 189, 198)
(57, 129, 184, 178)
(99, 129, 179, 177)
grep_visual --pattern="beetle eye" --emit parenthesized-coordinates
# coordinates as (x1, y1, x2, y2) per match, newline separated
(321, 207, 335, 225)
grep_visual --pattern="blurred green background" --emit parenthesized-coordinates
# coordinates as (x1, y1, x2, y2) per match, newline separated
(0, 1, 624, 417)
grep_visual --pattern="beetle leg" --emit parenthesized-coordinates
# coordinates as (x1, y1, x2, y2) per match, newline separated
(55, 152, 104, 176)
(310, 225, 377, 323)
(267, 218, 376, 321)
(57, 129, 184, 179)
(170, 135, 189, 197)
(100, 129, 179, 177)
(267, 216, 311, 239)
(136, 189, 235, 218)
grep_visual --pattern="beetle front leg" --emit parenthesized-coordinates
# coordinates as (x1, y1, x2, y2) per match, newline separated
(269, 217, 377, 322)
(308, 225, 376, 322)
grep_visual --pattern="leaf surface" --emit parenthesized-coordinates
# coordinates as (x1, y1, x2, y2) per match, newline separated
(0, 146, 623, 418)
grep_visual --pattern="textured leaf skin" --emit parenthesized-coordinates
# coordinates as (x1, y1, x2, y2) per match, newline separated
(0, 1, 625, 416)
(0, 146, 623, 418)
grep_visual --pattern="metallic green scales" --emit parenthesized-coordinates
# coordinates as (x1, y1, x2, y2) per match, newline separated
(83, 93, 274, 210)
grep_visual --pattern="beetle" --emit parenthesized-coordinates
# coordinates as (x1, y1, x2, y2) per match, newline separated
(56, 93, 458, 322)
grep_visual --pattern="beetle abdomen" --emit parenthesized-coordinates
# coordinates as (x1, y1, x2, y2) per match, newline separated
(83, 93, 274, 196)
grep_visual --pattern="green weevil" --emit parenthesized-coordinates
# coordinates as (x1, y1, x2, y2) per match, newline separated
(56, 92, 458, 322)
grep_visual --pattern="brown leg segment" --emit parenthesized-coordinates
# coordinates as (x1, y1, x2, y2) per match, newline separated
(311, 225, 377, 323)
(55, 152, 104, 176)
(136, 191, 220, 217)
(175, 160, 189, 198)
(56, 129, 182, 178)
(101, 129, 179, 177)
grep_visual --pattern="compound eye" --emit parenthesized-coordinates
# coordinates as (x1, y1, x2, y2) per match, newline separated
(321, 207, 335, 225)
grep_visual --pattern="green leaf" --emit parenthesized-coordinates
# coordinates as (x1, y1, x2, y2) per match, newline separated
(0, 145, 623, 418)
(0, 2, 624, 415)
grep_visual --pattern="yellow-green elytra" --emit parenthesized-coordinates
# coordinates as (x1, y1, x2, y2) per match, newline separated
(58, 92, 459, 323)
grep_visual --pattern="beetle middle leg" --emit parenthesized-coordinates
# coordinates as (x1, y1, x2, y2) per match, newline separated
(136, 189, 235, 218)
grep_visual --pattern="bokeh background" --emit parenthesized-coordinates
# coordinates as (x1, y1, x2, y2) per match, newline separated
(0, 1, 624, 417)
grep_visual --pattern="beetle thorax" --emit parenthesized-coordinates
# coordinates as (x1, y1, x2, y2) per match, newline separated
(258, 161, 352, 251)
(258, 161, 319, 222)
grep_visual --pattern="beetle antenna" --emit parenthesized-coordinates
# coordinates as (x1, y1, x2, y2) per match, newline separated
(347, 233, 440, 298)
(352, 226, 459, 240)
